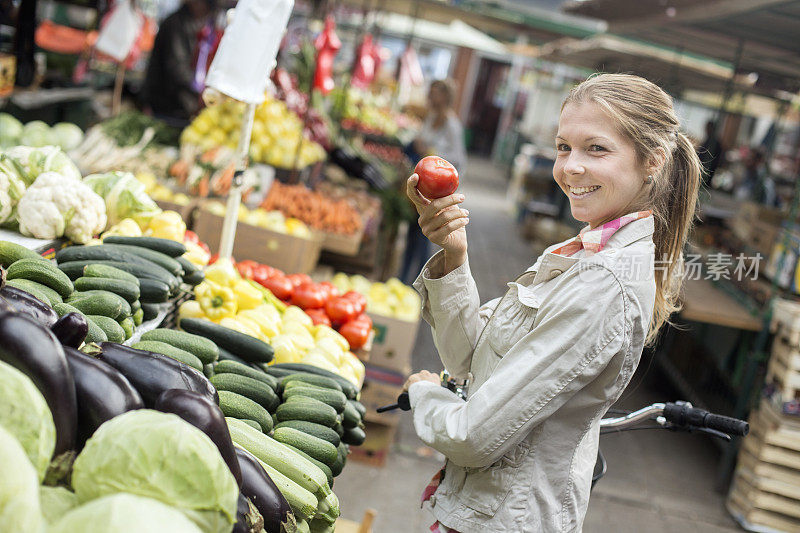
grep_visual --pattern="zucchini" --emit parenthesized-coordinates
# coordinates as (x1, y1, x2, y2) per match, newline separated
(273, 427, 338, 467)
(67, 290, 129, 320)
(57, 258, 179, 292)
(309, 518, 336, 533)
(141, 328, 219, 364)
(282, 386, 347, 414)
(342, 400, 362, 429)
(56, 245, 160, 270)
(227, 417, 330, 498)
(203, 363, 214, 379)
(83, 263, 140, 285)
(57, 260, 90, 281)
(0, 241, 42, 267)
(53, 303, 107, 344)
(119, 316, 135, 340)
(99, 244, 183, 277)
(176, 256, 204, 286)
(211, 373, 280, 412)
(256, 456, 318, 521)
(343, 426, 366, 446)
(274, 420, 340, 447)
(331, 443, 347, 477)
(281, 374, 343, 394)
(218, 348, 251, 366)
(74, 276, 140, 303)
(296, 520, 311, 533)
(88, 315, 126, 343)
(219, 390, 273, 433)
(141, 303, 164, 321)
(226, 417, 261, 432)
(276, 396, 339, 428)
(132, 340, 203, 371)
(138, 278, 171, 303)
(263, 366, 301, 380)
(4, 278, 62, 306)
(102, 236, 187, 257)
(132, 308, 144, 326)
(282, 443, 333, 489)
(130, 299, 141, 313)
(7, 258, 74, 298)
(334, 423, 344, 439)
(314, 492, 340, 525)
(179, 318, 274, 364)
(214, 360, 278, 391)
(270, 363, 358, 400)
(349, 399, 366, 418)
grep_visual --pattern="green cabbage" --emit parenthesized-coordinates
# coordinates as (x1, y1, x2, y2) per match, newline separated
(50, 493, 203, 533)
(0, 424, 44, 532)
(83, 171, 161, 226)
(3, 145, 82, 185)
(71, 410, 238, 533)
(20, 120, 52, 147)
(0, 113, 23, 148)
(40, 486, 78, 525)
(51, 123, 84, 152)
(0, 360, 56, 481)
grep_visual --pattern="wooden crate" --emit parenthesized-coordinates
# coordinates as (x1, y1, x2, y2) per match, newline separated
(767, 340, 800, 402)
(771, 299, 800, 347)
(728, 473, 800, 532)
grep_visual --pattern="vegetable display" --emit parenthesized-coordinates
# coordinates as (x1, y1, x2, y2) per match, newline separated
(0, 424, 44, 532)
(260, 182, 363, 236)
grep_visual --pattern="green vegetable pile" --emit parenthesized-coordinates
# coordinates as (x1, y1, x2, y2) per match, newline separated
(101, 111, 181, 148)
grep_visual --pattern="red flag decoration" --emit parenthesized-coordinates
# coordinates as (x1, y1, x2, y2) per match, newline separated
(351, 34, 376, 88)
(313, 15, 341, 94)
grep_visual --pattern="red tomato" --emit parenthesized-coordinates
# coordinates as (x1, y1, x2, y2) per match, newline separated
(260, 275, 294, 301)
(208, 253, 220, 265)
(236, 260, 257, 279)
(351, 313, 373, 329)
(306, 308, 332, 327)
(318, 281, 340, 299)
(287, 273, 312, 289)
(261, 265, 283, 279)
(342, 291, 367, 315)
(183, 230, 199, 244)
(339, 318, 372, 350)
(325, 296, 358, 326)
(415, 156, 459, 199)
(291, 283, 327, 309)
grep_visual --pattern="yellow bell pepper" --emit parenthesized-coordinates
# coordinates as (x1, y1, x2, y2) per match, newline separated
(195, 281, 237, 320)
(147, 211, 186, 242)
(205, 258, 239, 287)
(239, 308, 280, 339)
(178, 300, 205, 319)
(247, 280, 287, 313)
(270, 334, 303, 364)
(101, 218, 143, 239)
(233, 279, 263, 311)
(183, 241, 210, 267)
(314, 325, 350, 352)
(220, 317, 261, 338)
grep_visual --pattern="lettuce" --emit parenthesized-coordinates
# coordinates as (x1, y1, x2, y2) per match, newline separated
(0, 113, 23, 148)
(83, 171, 161, 226)
(51, 122, 84, 152)
(40, 486, 78, 525)
(3, 145, 82, 185)
(0, 424, 44, 533)
(19, 120, 53, 147)
(50, 493, 203, 533)
(71, 410, 238, 533)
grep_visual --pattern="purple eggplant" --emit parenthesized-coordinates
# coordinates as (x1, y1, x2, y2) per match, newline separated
(232, 493, 264, 533)
(51, 313, 89, 348)
(0, 312, 77, 454)
(63, 346, 143, 447)
(0, 285, 58, 327)
(235, 447, 295, 533)
(155, 389, 241, 487)
(92, 342, 218, 407)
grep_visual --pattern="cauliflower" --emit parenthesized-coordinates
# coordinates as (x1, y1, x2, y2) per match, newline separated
(0, 162, 26, 225)
(17, 172, 107, 243)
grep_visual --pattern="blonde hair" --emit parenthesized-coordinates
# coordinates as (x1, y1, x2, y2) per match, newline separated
(429, 79, 456, 108)
(562, 73, 701, 347)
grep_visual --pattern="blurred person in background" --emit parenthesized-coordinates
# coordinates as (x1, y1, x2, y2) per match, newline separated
(141, 0, 218, 125)
(400, 79, 467, 284)
(735, 147, 777, 206)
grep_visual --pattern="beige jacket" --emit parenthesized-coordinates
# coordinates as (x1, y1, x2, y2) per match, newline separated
(409, 216, 657, 532)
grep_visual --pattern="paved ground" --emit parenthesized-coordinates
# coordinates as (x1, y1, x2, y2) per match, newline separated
(335, 157, 742, 532)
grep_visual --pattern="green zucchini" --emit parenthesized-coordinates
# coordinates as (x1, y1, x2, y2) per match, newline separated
(0, 241, 42, 267)
(309, 518, 336, 533)
(210, 373, 280, 412)
(4, 279, 62, 306)
(88, 315, 126, 343)
(56, 261, 90, 281)
(138, 279, 171, 303)
(133, 340, 203, 371)
(274, 420, 340, 447)
(331, 443, 347, 477)
(256, 457, 318, 521)
(281, 374, 343, 394)
(348, 399, 366, 418)
(282, 443, 333, 489)
(225, 417, 260, 431)
(342, 400, 362, 429)
(179, 318, 274, 364)
(273, 427, 338, 467)
(7, 258, 73, 298)
(141, 328, 219, 364)
(53, 303, 107, 344)
(74, 277, 140, 303)
(203, 363, 214, 379)
(282, 386, 347, 414)
(57, 259, 179, 292)
(102, 236, 186, 257)
(68, 290, 130, 320)
(334, 423, 344, 439)
(132, 308, 144, 326)
(119, 316, 135, 340)
(83, 263, 140, 285)
(270, 363, 358, 400)
(218, 348, 250, 366)
(141, 303, 164, 321)
(219, 391, 273, 433)
(213, 360, 278, 391)
(342, 426, 366, 446)
(99, 244, 183, 277)
(176, 256, 204, 286)
(276, 396, 339, 428)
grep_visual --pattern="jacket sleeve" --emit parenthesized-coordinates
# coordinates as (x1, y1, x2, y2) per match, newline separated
(409, 263, 629, 468)
(413, 250, 499, 380)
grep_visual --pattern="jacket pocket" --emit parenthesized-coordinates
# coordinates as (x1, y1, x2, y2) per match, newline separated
(457, 440, 533, 516)
(485, 284, 540, 356)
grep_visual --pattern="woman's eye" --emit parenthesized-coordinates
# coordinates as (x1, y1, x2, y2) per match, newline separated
(588, 145, 606, 152)
(556, 144, 570, 152)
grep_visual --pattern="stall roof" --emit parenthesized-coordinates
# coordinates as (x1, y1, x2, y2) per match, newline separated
(529, 34, 737, 94)
(563, 0, 800, 94)
(369, 13, 509, 55)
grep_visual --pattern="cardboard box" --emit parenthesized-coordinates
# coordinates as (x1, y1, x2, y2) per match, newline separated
(366, 312, 420, 375)
(348, 421, 398, 467)
(318, 227, 365, 256)
(193, 207, 322, 273)
(360, 365, 406, 427)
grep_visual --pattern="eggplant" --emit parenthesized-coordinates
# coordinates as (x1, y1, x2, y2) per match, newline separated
(0, 285, 58, 327)
(235, 447, 296, 533)
(51, 312, 89, 348)
(92, 342, 218, 407)
(155, 389, 242, 487)
(233, 494, 264, 533)
(0, 312, 77, 454)
(63, 346, 143, 447)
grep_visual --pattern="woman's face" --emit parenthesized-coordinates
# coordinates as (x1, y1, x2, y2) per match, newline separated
(428, 86, 448, 110)
(553, 102, 649, 229)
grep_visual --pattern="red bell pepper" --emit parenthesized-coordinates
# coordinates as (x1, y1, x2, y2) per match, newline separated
(260, 275, 294, 301)
(306, 308, 332, 327)
(325, 296, 358, 326)
(339, 315, 372, 350)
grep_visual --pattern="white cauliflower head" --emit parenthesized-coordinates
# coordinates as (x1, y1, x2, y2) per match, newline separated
(17, 172, 107, 243)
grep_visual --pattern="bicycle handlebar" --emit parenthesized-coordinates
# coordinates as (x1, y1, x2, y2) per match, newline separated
(663, 402, 749, 437)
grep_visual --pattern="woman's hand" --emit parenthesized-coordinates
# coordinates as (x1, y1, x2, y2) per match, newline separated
(403, 370, 441, 392)
(407, 173, 469, 274)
